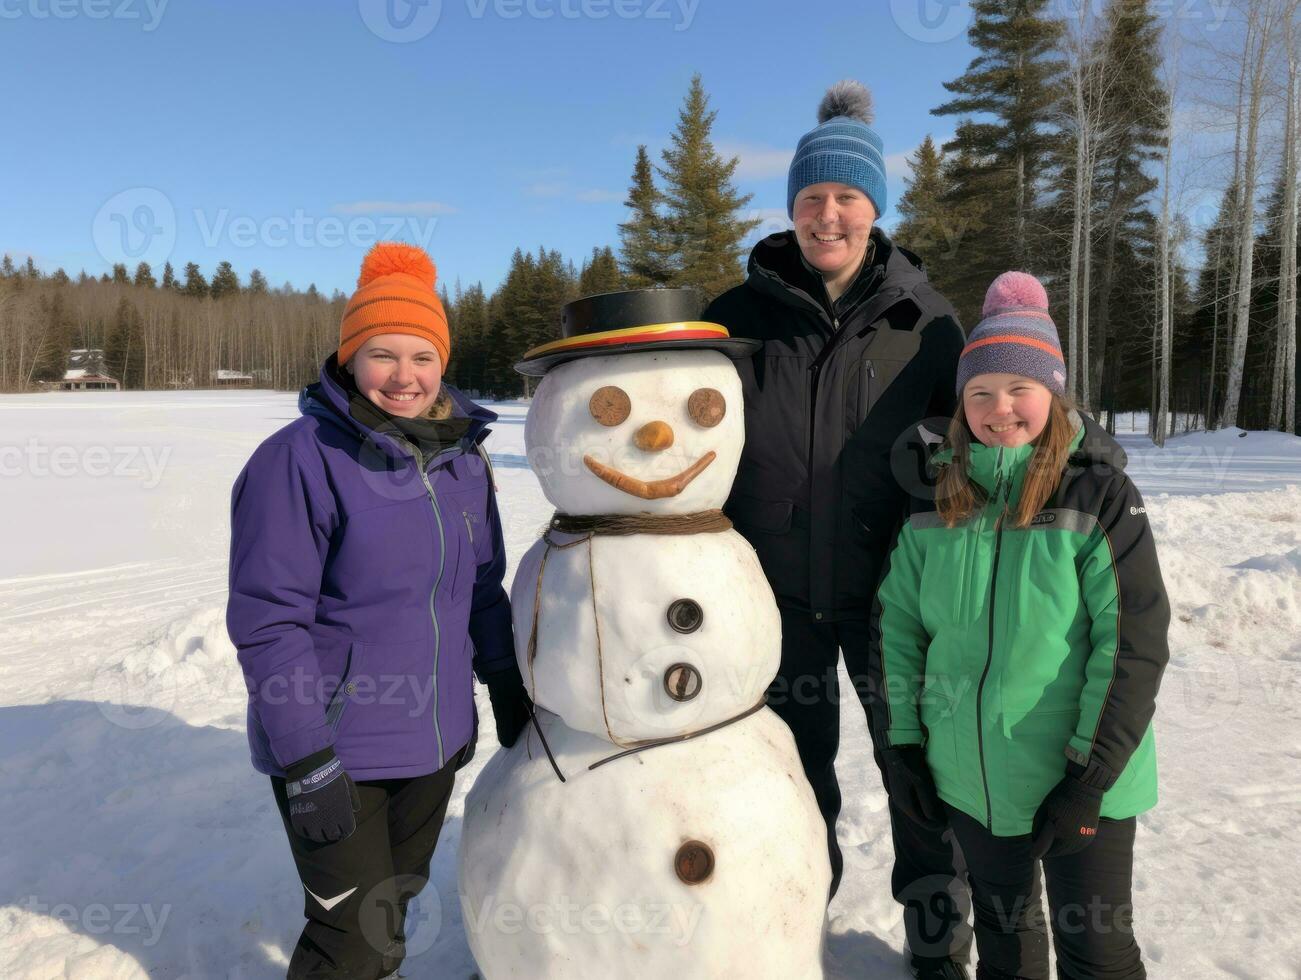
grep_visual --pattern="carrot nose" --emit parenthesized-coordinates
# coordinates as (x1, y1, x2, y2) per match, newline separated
(634, 420, 674, 452)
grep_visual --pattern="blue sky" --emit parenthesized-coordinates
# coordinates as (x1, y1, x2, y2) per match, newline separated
(1, 0, 981, 296)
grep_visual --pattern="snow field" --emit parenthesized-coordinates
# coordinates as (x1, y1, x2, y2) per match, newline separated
(0, 391, 1297, 978)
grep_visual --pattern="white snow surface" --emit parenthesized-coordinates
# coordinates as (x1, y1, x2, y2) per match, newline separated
(0, 389, 1298, 979)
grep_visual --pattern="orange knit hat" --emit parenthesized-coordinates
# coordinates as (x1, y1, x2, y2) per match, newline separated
(338, 243, 450, 367)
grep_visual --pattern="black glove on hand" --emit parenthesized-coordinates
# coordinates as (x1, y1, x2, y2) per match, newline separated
(484, 661, 533, 749)
(882, 745, 945, 831)
(283, 747, 361, 844)
(1032, 763, 1107, 858)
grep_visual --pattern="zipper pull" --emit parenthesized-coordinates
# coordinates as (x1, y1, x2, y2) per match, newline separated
(866, 359, 876, 378)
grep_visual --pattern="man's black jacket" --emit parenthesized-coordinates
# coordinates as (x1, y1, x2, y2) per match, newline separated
(703, 228, 964, 621)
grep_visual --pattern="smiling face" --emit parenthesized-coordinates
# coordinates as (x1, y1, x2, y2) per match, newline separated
(792, 181, 876, 284)
(525, 350, 745, 515)
(963, 373, 1054, 448)
(345, 333, 443, 418)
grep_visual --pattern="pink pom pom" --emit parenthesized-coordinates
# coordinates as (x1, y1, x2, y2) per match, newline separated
(982, 271, 1048, 317)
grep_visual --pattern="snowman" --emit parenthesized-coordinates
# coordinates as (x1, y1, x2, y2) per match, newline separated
(459, 290, 830, 979)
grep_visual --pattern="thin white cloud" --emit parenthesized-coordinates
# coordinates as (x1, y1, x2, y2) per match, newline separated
(523, 183, 568, 198)
(332, 201, 457, 215)
(575, 189, 623, 203)
(718, 141, 794, 181)
(885, 150, 914, 179)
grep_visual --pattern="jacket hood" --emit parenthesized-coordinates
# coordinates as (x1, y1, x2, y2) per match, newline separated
(298, 354, 496, 463)
(743, 227, 929, 317)
(1068, 411, 1128, 470)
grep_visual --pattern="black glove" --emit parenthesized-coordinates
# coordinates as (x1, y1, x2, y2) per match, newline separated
(1032, 763, 1107, 858)
(882, 745, 945, 831)
(283, 747, 361, 843)
(484, 661, 532, 749)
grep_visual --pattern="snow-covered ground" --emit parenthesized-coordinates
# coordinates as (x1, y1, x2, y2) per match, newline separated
(1, 390, 1297, 979)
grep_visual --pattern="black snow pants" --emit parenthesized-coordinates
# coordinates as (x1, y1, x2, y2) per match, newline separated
(945, 806, 1145, 980)
(770, 607, 973, 964)
(270, 763, 456, 980)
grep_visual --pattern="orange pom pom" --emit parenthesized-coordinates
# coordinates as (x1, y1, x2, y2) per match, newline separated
(357, 242, 437, 290)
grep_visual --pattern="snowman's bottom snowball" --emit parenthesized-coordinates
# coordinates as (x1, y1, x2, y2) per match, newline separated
(458, 708, 830, 980)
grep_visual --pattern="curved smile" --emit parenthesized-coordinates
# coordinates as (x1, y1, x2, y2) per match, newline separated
(582, 452, 716, 500)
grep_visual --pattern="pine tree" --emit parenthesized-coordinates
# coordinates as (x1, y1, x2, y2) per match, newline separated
(105, 295, 145, 388)
(182, 262, 209, 299)
(657, 74, 760, 301)
(24, 257, 39, 279)
(210, 260, 240, 299)
(1085, 0, 1168, 412)
(933, 0, 1066, 319)
(161, 261, 178, 291)
(619, 146, 674, 288)
(134, 262, 156, 288)
(578, 246, 624, 295)
(893, 135, 963, 288)
(447, 281, 491, 396)
(111, 263, 131, 285)
(1, 255, 14, 277)
(247, 269, 269, 295)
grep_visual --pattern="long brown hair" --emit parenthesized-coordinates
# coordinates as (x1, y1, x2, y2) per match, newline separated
(935, 395, 1078, 529)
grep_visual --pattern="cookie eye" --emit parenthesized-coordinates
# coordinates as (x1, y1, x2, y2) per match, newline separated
(589, 386, 631, 427)
(687, 388, 726, 428)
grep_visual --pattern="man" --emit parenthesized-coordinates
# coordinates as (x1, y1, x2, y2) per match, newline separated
(704, 81, 972, 980)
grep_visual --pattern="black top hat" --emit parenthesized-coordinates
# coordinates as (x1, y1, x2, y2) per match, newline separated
(514, 287, 760, 377)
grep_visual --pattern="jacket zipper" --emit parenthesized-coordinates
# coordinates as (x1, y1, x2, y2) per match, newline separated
(974, 452, 1009, 830)
(410, 444, 448, 769)
(462, 510, 474, 544)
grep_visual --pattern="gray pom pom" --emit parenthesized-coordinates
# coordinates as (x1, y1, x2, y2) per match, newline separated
(817, 80, 874, 125)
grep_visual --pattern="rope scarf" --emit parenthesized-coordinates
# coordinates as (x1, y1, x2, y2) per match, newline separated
(524, 508, 737, 758)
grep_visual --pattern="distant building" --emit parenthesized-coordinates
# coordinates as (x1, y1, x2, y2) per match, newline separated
(210, 369, 253, 388)
(39, 349, 122, 391)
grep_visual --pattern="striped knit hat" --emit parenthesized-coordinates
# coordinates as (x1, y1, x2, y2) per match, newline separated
(787, 80, 888, 219)
(338, 243, 450, 367)
(956, 272, 1066, 396)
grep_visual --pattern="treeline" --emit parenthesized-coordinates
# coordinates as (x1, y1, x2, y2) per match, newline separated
(892, 0, 1299, 436)
(0, 255, 343, 392)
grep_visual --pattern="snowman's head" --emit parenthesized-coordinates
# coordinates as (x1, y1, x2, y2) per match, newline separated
(525, 349, 744, 515)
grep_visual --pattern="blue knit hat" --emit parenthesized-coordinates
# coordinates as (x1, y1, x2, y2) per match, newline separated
(787, 80, 888, 219)
(956, 272, 1067, 396)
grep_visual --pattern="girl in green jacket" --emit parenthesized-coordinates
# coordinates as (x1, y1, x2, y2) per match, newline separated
(874, 272, 1170, 980)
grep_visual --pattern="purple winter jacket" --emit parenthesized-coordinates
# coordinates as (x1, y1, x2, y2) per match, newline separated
(226, 359, 514, 780)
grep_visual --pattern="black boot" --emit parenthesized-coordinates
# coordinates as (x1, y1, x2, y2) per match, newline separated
(909, 952, 971, 979)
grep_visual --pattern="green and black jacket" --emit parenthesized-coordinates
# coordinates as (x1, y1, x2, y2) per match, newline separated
(873, 413, 1171, 835)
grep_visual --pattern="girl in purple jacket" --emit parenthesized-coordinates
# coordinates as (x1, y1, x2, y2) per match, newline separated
(227, 243, 529, 980)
